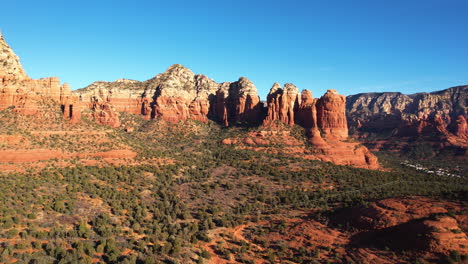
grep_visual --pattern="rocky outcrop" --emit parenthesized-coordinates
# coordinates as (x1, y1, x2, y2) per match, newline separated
(0, 33, 27, 80)
(263, 86, 350, 141)
(209, 78, 263, 126)
(316, 89, 348, 140)
(296, 90, 326, 145)
(330, 197, 468, 256)
(76, 79, 146, 115)
(76, 67, 264, 126)
(295, 89, 376, 169)
(75, 65, 221, 124)
(224, 77, 262, 126)
(211, 83, 230, 127)
(0, 33, 72, 116)
(90, 99, 121, 128)
(264, 83, 300, 125)
(346, 86, 468, 149)
(221, 87, 379, 169)
(151, 65, 219, 123)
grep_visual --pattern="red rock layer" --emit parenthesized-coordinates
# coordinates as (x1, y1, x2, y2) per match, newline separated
(0, 73, 72, 116)
(258, 88, 379, 169)
(153, 97, 210, 124)
(211, 78, 262, 126)
(105, 98, 143, 115)
(232, 77, 262, 125)
(91, 100, 121, 128)
(212, 86, 229, 127)
(153, 96, 212, 123)
(296, 90, 327, 145)
(154, 97, 210, 123)
(330, 197, 468, 256)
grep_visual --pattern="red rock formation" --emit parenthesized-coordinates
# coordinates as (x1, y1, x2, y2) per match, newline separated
(454, 115, 468, 139)
(154, 96, 190, 123)
(233, 77, 262, 124)
(149, 65, 217, 123)
(61, 95, 83, 124)
(212, 83, 230, 127)
(264, 83, 282, 123)
(330, 197, 468, 256)
(0, 75, 75, 116)
(264, 83, 300, 125)
(238, 87, 380, 169)
(91, 98, 121, 128)
(211, 78, 262, 126)
(296, 89, 326, 145)
(316, 89, 348, 140)
(75, 65, 220, 124)
(0, 31, 381, 169)
(0, 32, 74, 117)
(347, 86, 468, 151)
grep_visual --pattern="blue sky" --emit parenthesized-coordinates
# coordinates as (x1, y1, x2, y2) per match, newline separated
(1, 0, 467, 99)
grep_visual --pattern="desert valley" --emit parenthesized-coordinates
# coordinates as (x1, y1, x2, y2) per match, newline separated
(0, 29, 467, 264)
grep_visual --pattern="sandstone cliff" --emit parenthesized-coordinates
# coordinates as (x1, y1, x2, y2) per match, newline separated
(211, 77, 263, 126)
(75, 79, 146, 115)
(346, 86, 468, 150)
(75, 65, 264, 126)
(0, 33, 72, 115)
(151, 64, 219, 123)
(264, 83, 300, 126)
(296, 90, 326, 145)
(316, 89, 349, 140)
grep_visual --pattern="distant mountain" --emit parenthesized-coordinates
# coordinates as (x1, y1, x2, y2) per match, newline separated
(346, 86, 467, 155)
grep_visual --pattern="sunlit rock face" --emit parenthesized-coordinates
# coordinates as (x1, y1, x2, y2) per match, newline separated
(346, 86, 468, 149)
(316, 89, 349, 140)
(264, 83, 300, 126)
(0, 33, 72, 115)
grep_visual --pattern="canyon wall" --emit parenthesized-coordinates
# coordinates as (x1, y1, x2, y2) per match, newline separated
(264, 83, 300, 126)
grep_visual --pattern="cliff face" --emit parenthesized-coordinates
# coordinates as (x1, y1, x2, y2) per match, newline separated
(264, 83, 300, 125)
(0, 33, 72, 115)
(75, 79, 146, 115)
(76, 65, 220, 124)
(346, 86, 468, 149)
(75, 66, 263, 126)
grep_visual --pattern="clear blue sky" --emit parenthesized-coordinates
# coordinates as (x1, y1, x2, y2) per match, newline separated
(1, 0, 467, 99)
